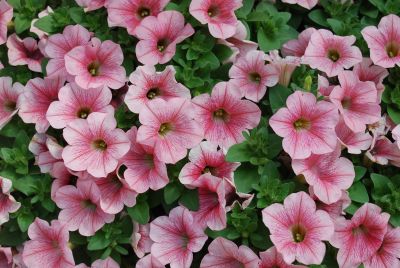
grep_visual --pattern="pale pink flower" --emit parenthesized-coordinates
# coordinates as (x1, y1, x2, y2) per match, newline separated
(200, 237, 260, 268)
(264, 50, 301, 87)
(62, 112, 130, 178)
(106, 0, 170, 36)
(131, 222, 152, 258)
(335, 117, 373, 154)
(92, 257, 119, 268)
(281, 0, 318, 9)
(18, 76, 65, 133)
(137, 98, 203, 164)
(262, 192, 334, 265)
(361, 14, 400, 68)
(54, 180, 114, 236)
(229, 50, 279, 102)
(125, 65, 190, 114)
(179, 141, 240, 187)
(309, 187, 351, 219)
(50, 161, 82, 199)
(303, 29, 362, 77)
(0, 77, 23, 129)
(330, 203, 390, 268)
(259, 246, 306, 268)
(7, 34, 44, 72)
(46, 82, 114, 129)
(282, 27, 317, 57)
(65, 38, 126, 89)
(75, 0, 105, 11)
(45, 24, 91, 80)
(0, 0, 12, 45)
(366, 137, 400, 167)
(369, 115, 391, 146)
(392, 124, 400, 149)
(189, 0, 242, 39)
(192, 82, 261, 149)
(136, 254, 164, 268)
(28, 134, 63, 173)
(317, 75, 335, 98)
(0, 176, 20, 225)
(22, 218, 75, 268)
(122, 126, 169, 193)
(0, 247, 12, 268)
(269, 90, 339, 159)
(150, 206, 207, 268)
(353, 58, 388, 100)
(135, 10, 194, 65)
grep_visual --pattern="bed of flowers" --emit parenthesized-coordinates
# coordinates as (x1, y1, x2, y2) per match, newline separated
(0, 0, 400, 267)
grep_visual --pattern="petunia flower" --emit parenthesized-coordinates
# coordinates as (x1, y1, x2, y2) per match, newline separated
(0, 77, 23, 129)
(392, 124, 400, 149)
(150, 206, 207, 268)
(335, 117, 372, 154)
(192, 82, 261, 149)
(75, 0, 105, 12)
(136, 254, 164, 268)
(0, 247, 12, 268)
(131, 222, 152, 258)
(125, 65, 190, 114)
(91, 257, 119, 268)
(50, 161, 83, 199)
(309, 187, 351, 219)
(317, 75, 335, 98)
(281, 0, 318, 9)
(28, 133, 63, 174)
(259, 246, 307, 268)
(264, 50, 301, 87)
(0, 176, 20, 225)
(365, 136, 400, 167)
(7, 34, 44, 72)
(0, 0, 12, 45)
(262, 191, 334, 265)
(282, 27, 317, 58)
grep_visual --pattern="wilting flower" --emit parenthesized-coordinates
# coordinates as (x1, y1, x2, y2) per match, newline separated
(135, 10, 194, 65)
(262, 192, 334, 265)
(131, 223, 152, 258)
(330, 203, 390, 268)
(200, 237, 260, 268)
(150, 206, 207, 268)
(259, 246, 307, 268)
(269, 90, 339, 159)
(335, 117, 372, 154)
(281, 0, 318, 9)
(229, 50, 279, 102)
(309, 187, 351, 219)
(265, 50, 301, 87)
(303, 29, 362, 77)
(365, 136, 400, 167)
(282, 27, 317, 57)
(0, 77, 23, 129)
(136, 254, 164, 268)
(0, 0, 12, 45)
(361, 14, 400, 68)
(22, 218, 75, 268)
(7, 34, 44, 72)
(125, 65, 190, 113)
(0, 247, 12, 268)
(62, 112, 130, 178)
(46, 82, 114, 129)
(192, 82, 261, 149)
(0, 176, 20, 225)
(137, 98, 203, 164)
(75, 0, 105, 11)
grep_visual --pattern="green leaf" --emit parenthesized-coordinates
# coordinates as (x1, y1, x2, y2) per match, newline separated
(348, 181, 369, 203)
(308, 10, 330, 27)
(127, 202, 149, 224)
(236, 0, 255, 18)
(34, 15, 55, 33)
(388, 105, 400, 124)
(164, 183, 184, 204)
(17, 213, 34, 232)
(213, 44, 233, 62)
(370, 173, 391, 195)
(179, 188, 199, 211)
(14, 14, 32, 34)
(69, 7, 85, 24)
(233, 165, 259, 193)
(354, 166, 367, 182)
(269, 85, 292, 113)
(226, 141, 252, 162)
(88, 232, 111, 251)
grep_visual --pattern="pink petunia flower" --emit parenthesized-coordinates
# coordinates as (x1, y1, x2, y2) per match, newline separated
(137, 98, 203, 164)
(303, 29, 362, 77)
(0, 176, 20, 225)
(18, 76, 65, 133)
(7, 34, 44, 72)
(309, 187, 351, 219)
(91, 257, 119, 268)
(45, 24, 91, 80)
(46, 82, 114, 129)
(22, 218, 75, 268)
(150, 206, 208, 268)
(200, 237, 260, 268)
(369, 115, 391, 146)
(229, 50, 279, 102)
(269, 90, 339, 159)
(282, 27, 317, 57)
(317, 75, 335, 98)
(264, 50, 301, 87)
(192, 82, 261, 149)
(281, 0, 318, 9)
(50, 161, 83, 199)
(0, 77, 23, 129)
(259, 246, 307, 268)
(136, 254, 164, 268)
(262, 191, 334, 265)
(28, 133, 63, 173)
(62, 112, 130, 178)
(335, 117, 372, 154)
(125, 65, 190, 114)
(0, 247, 12, 268)
(392, 124, 400, 149)
(179, 141, 240, 187)
(330, 203, 390, 268)
(122, 126, 169, 193)
(75, 0, 105, 12)
(189, 0, 242, 39)
(131, 222, 152, 258)
(353, 58, 388, 100)
(361, 14, 400, 68)
(365, 136, 400, 167)
(0, 0, 12, 45)
(54, 179, 114, 236)
(65, 38, 126, 89)
(135, 10, 194, 65)
(106, 0, 170, 36)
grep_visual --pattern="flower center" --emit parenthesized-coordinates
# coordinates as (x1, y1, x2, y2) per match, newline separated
(137, 6, 150, 18)
(385, 41, 400, 58)
(81, 200, 97, 210)
(69, 175, 78, 186)
(92, 139, 107, 151)
(327, 49, 340, 62)
(3, 100, 16, 112)
(144, 154, 155, 168)
(111, 176, 123, 189)
(182, 234, 190, 248)
(341, 98, 351, 109)
(76, 107, 91, 119)
(87, 61, 100, 76)
(293, 118, 311, 130)
(291, 224, 306, 243)
(146, 88, 160, 99)
(207, 6, 219, 17)
(213, 108, 230, 122)
(51, 240, 59, 249)
(157, 39, 168, 52)
(352, 224, 368, 235)
(158, 122, 172, 136)
(202, 166, 216, 175)
(249, 72, 261, 83)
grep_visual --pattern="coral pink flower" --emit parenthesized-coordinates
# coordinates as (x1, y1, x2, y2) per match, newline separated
(259, 246, 306, 268)
(192, 82, 261, 149)
(292, 145, 355, 204)
(18, 76, 65, 133)
(364, 227, 400, 268)
(150, 206, 207, 268)
(122, 126, 169, 193)
(65, 38, 126, 89)
(46, 82, 114, 129)
(135, 11, 194, 65)
(281, 0, 318, 9)
(125, 65, 190, 114)
(361, 14, 400, 68)
(6, 34, 44, 72)
(0, 77, 23, 129)
(353, 58, 388, 99)
(269, 90, 339, 159)
(309, 187, 351, 219)
(136, 254, 164, 268)
(0, 176, 20, 225)
(45, 24, 91, 80)
(106, 0, 170, 36)
(0, 247, 12, 268)
(282, 27, 317, 57)
(179, 141, 240, 187)
(265, 50, 301, 87)
(92, 257, 119, 268)
(131, 223, 152, 258)
(303, 29, 362, 77)
(54, 180, 114, 236)
(189, 0, 242, 39)
(75, 0, 105, 11)
(262, 192, 334, 265)
(229, 50, 279, 102)
(137, 98, 203, 164)
(366, 137, 400, 167)
(62, 112, 130, 178)
(22, 218, 75, 268)
(330, 71, 381, 132)
(335, 118, 372, 154)
(330, 203, 390, 268)
(0, 0, 12, 45)
(200, 237, 260, 268)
